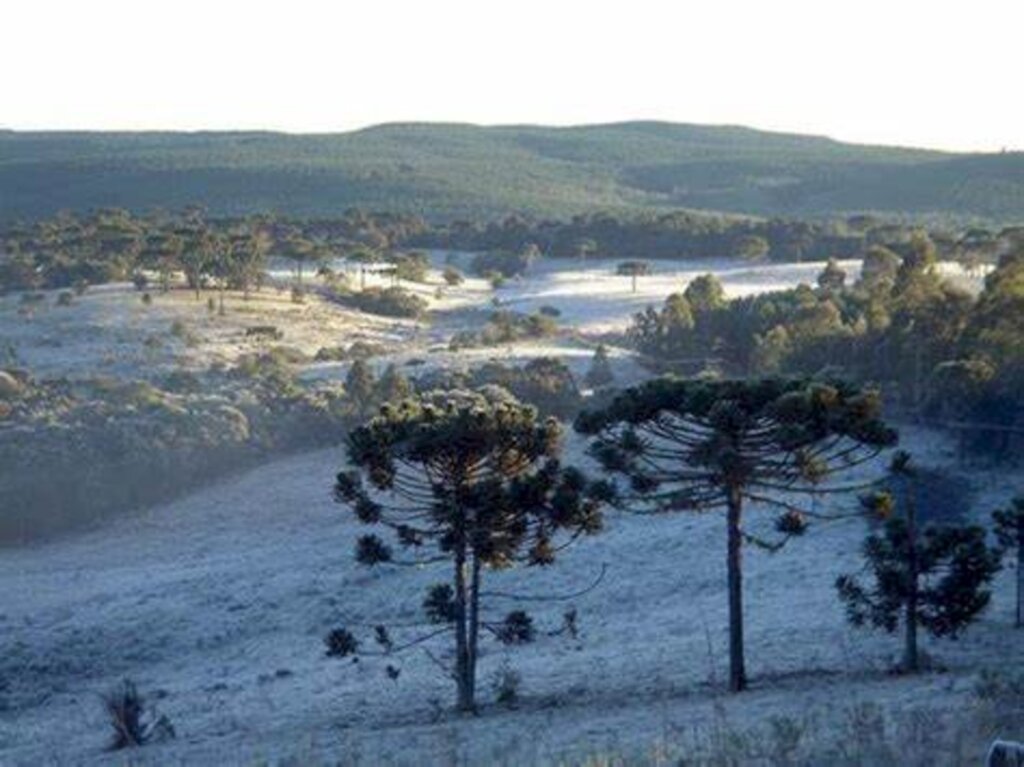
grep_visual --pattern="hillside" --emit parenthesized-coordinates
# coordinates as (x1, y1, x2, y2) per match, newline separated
(1, 122, 1022, 221)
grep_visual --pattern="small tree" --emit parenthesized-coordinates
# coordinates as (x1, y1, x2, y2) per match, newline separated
(684, 274, 726, 314)
(584, 345, 615, 389)
(377, 363, 412, 404)
(817, 258, 847, 292)
(616, 260, 651, 293)
(443, 266, 465, 287)
(993, 496, 1024, 627)
(735, 234, 770, 261)
(574, 238, 597, 264)
(576, 377, 896, 691)
(837, 452, 1002, 672)
(332, 394, 606, 711)
(344, 359, 377, 417)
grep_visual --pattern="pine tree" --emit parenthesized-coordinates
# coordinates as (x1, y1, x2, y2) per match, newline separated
(344, 359, 377, 417)
(584, 345, 615, 389)
(332, 393, 607, 711)
(837, 452, 1002, 672)
(576, 377, 896, 692)
(993, 496, 1024, 628)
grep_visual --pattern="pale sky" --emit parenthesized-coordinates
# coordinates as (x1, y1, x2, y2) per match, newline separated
(3, 0, 1022, 152)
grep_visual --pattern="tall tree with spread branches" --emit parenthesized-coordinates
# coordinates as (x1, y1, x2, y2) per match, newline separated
(575, 376, 897, 692)
(332, 393, 606, 711)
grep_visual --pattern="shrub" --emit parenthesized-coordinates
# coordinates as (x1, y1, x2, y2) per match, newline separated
(56, 291, 74, 307)
(245, 325, 284, 342)
(496, 611, 535, 645)
(492, 664, 521, 708)
(324, 628, 359, 658)
(103, 679, 175, 750)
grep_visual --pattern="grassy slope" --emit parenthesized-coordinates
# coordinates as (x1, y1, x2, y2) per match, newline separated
(2, 121, 1022, 221)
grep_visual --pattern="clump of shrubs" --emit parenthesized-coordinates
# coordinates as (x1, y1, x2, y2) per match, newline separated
(329, 286, 427, 319)
(470, 250, 533, 279)
(449, 310, 557, 350)
(314, 340, 388, 362)
(56, 291, 74, 307)
(389, 251, 430, 283)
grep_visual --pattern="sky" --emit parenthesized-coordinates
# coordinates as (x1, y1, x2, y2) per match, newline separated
(3, 0, 1022, 152)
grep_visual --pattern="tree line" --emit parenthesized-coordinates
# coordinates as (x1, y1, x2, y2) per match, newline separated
(3, 207, 1019, 295)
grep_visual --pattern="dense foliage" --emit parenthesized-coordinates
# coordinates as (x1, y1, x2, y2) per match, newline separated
(626, 235, 1024, 456)
(3, 124, 1023, 220)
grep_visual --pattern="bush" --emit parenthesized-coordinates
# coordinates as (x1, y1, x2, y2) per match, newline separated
(492, 664, 521, 708)
(449, 310, 558, 349)
(330, 286, 427, 319)
(496, 611, 535, 645)
(245, 325, 284, 342)
(169, 320, 199, 347)
(470, 250, 532, 279)
(314, 340, 388, 362)
(103, 679, 175, 750)
(389, 251, 429, 283)
(56, 291, 74, 307)
(324, 628, 359, 658)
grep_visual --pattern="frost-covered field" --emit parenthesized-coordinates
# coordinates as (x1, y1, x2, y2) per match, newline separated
(1, 256, 1014, 765)
(0, 255, 987, 384)
(1, 426, 1020, 766)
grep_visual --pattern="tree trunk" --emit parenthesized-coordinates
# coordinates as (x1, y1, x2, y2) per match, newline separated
(467, 555, 482, 706)
(453, 547, 474, 712)
(903, 479, 920, 672)
(1017, 532, 1023, 629)
(726, 486, 747, 692)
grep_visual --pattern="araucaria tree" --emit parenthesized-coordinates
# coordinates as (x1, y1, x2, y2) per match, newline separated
(992, 496, 1024, 628)
(837, 452, 1002, 672)
(333, 394, 605, 711)
(575, 377, 896, 691)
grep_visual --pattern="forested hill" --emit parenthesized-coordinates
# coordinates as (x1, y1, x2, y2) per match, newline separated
(2, 122, 1022, 222)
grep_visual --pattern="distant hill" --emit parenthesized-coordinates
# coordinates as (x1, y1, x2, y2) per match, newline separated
(1, 122, 1022, 221)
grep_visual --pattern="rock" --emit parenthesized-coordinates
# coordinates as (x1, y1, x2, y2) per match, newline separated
(0, 371, 23, 399)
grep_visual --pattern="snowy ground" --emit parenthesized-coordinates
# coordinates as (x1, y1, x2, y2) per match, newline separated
(0, 425, 1020, 765)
